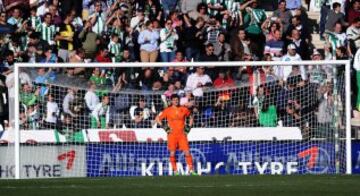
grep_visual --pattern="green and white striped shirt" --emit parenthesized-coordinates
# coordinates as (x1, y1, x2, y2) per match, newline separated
(30, 16, 41, 30)
(91, 12, 106, 35)
(36, 22, 57, 45)
(203, 0, 223, 16)
(108, 40, 122, 62)
(327, 31, 347, 56)
(223, 0, 241, 13)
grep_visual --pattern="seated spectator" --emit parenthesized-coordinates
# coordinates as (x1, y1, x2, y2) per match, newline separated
(185, 66, 212, 97)
(91, 95, 110, 129)
(348, 0, 360, 24)
(95, 46, 111, 63)
(285, 15, 310, 42)
(261, 18, 283, 42)
(286, 29, 310, 60)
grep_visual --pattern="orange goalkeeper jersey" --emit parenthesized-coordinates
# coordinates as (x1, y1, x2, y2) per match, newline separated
(158, 106, 191, 134)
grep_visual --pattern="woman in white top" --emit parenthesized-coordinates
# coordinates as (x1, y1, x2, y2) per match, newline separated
(159, 19, 179, 62)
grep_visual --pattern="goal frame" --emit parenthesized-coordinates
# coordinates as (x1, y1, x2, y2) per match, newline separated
(13, 60, 352, 179)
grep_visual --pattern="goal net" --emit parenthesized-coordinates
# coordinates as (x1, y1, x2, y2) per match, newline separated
(1, 61, 352, 179)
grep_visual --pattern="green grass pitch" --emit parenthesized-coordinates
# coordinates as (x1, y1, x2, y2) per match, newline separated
(1, 175, 360, 196)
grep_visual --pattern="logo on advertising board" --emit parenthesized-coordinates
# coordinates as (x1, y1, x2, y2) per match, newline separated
(57, 150, 76, 170)
(0, 146, 86, 179)
(298, 146, 331, 174)
(98, 131, 137, 142)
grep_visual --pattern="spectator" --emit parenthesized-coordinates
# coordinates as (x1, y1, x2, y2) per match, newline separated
(258, 97, 277, 127)
(79, 19, 100, 60)
(213, 32, 231, 61)
(186, 66, 212, 97)
(36, 12, 56, 46)
(286, 29, 310, 60)
(347, 0, 360, 24)
(91, 95, 110, 128)
(181, 0, 202, 14)
(43, 93, 59, 129)
(346, 17, 360, 55)
(89, 1, 107, 35)
(272, 0, 291, 32)
(84, 82, 100, 114)
(285, 0, 301, 10)
(130, 96, 152, 128)
(325, 2, 348, 33)
(326, 22, 348, 58)
(138, 20, 160, 62)
(184, 16, 206, 61)
(159, 19, 178, 62)
(108, 33, 123, 62)
(277, 44, 306, 81)
(199, 43, 218, 62)
(56, 11, 75, 62)
(264, 29, 284, 61)
(230, 28, 248, 61)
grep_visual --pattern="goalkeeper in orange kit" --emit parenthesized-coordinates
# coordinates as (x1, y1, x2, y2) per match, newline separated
(155, 94, 196, 175)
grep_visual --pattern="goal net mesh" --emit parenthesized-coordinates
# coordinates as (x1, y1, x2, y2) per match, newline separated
(1, 62, 350, 178)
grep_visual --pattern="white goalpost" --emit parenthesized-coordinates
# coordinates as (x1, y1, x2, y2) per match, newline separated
(3, 60, 352, 179)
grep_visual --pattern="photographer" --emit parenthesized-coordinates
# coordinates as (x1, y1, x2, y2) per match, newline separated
(160, 18, 179, 62)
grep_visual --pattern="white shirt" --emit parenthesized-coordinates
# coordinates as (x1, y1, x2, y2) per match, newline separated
(354, 48, 360, 71)
(91, 103, 110, 124)
(84, 90, 99, 111)
(45, 101, 59, 123)
(277, 53, 307, 81)
(159, 27, 178, 52)
(186, 73, 212, 97)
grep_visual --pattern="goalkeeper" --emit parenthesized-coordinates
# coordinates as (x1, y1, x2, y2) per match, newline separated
(155, 94, 195, 175)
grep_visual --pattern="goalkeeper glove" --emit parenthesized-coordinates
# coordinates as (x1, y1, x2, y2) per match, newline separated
(185, 125, 192, 134)
(163, 124, 171, 133)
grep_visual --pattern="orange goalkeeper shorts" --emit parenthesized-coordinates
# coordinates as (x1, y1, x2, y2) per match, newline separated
(167, 133, 190, 152)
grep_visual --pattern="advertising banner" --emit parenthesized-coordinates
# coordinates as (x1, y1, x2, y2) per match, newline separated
(86, 142, 337, 177)
(0, 145, 86, 179)
(352, 141, 360, 174)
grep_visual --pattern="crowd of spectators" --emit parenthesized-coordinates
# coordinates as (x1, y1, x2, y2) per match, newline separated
(0, 0, 358, 139)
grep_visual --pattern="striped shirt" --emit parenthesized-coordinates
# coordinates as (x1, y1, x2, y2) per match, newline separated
(90, 12, 106, 35)
(108, 40, 122, 62)
(327, 31, 347, 55)
(203, 0, 223, 16)
(30, 16, 41, 30)
(36, 22, 57, 45)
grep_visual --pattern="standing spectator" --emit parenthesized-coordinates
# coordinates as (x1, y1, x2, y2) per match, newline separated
(56, 12, 75, 62)
(258, 97, 277, 127)
(287, 29, 310, 60)
(213, 32, 231, 61)
(44, 93, 59, 129)
(277, 44, 305, 81)
(347, 0, 360, 24)
(325, 2, 348, 33)
(130, 96, 152, 128)
(285, 0, 301, 10)
(181, 0, 202, 14)
(91, 95, 110, 128)
(354, 48, 360, 111)
(7, 7, 22, 29)
(272, 0, 292, 32)
(29, 7, 41, 30)
(159, 19, 178, 62)
(36, 13, 57, 46)
(108, 33, 123, 62)
(326, 22, 348, 58)
(264, 29, 284, 61)
(84, 82, 100, 114)
(184, 16, 205, 61)
(62, 88, 77, 117)
(89, 0, 107, 35)
(79, 19, 100, 60)
(137, 20, 160, 62)
(230, 28, 250, 61)
(346, 17, 360, 56)
(185, 66, 212, 97)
